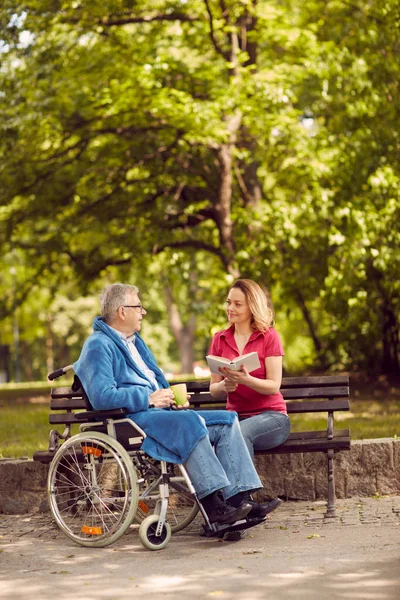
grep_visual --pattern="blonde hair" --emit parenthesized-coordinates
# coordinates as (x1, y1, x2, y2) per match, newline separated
(230, 279, 274, 332)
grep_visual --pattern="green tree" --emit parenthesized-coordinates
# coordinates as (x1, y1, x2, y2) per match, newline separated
(0, 0, 399, 377)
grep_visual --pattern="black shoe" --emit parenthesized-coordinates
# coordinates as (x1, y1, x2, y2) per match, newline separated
(202, 491, 251, 525)
(228, 491, 282, 519)
(247, 497, 282, 518)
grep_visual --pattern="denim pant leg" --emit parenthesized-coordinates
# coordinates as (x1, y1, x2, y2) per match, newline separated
(184, 419, 263, 500)
(239, 411, 291, 460)
(184, 434, 231, 500)
(207, 418, 262, 500)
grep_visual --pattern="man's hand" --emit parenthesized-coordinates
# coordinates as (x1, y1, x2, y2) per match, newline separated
(149, 388, 175, 408)
(173, 396, 190, 410)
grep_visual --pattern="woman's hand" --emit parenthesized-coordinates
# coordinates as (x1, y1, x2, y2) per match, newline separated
(221, 377, 238, 393)
(220, 365, 251, 386)
(149, 388, 175, 408)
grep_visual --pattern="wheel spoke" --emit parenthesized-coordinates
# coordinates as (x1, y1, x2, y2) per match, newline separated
(48, 432, 138, 547)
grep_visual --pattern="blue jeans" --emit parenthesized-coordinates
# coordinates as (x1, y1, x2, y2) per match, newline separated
(184, 418, 262, 500)
(239, 411, 291, 460)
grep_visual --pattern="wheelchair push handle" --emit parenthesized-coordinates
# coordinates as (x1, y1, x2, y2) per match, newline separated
(48, 364, 74, 380)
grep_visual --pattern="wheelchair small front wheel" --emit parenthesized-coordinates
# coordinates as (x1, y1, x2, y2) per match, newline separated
(139, 515, 171, 551)
(136, 462, 199, 533)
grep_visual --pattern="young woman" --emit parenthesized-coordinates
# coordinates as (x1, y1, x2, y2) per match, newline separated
(209, 279, 290, 516)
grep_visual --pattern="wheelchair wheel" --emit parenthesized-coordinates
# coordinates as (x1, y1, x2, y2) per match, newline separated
(48, 432, 138, 547)
(139, 514, 171, 551)
(135, 463, 199, 533)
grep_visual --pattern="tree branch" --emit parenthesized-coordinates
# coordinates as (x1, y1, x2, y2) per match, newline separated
(203, 0, 229, 60)
(162, 208, 216, 229)
(100, 13, 198, 26)
(62, 12, 198, 27)
(153, 239, 229, 269)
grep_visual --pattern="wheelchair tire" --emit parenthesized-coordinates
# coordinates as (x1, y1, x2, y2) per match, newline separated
(139, 515, 171, 551)
(135, 463, 199, 533)
(48, 432, 138, 547)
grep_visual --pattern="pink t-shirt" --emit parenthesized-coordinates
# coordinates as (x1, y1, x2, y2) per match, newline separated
(208, 325, 286, 417)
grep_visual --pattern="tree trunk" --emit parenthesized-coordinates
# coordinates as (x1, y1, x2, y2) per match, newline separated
(46, 314, 54, 376)
(295, 290, 327, 368)
(163, 286, 196, 375)
(381, 299, 400, 375)
(214, 112, 242, 278)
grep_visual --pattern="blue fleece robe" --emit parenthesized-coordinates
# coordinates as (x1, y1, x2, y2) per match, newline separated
(74, 317, 236, 463)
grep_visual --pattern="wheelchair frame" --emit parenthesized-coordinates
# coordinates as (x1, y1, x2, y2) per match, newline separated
(37, 365, 258, 551)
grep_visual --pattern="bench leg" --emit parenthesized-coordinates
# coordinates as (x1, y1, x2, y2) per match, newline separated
(325, 449, 336, 518)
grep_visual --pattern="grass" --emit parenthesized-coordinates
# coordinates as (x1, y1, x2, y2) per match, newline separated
(1, 375, 399, 459)
(0, 404, 57, 458)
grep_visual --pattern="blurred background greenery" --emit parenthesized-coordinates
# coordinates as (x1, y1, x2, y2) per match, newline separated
(0, 2, 399, 456)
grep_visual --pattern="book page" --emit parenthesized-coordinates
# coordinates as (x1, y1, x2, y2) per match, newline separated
(206, 352, 260, 375)
(231, 352, 260, 372)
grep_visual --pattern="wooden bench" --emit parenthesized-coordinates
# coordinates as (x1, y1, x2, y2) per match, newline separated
(34, 374, 351, 518)
(185, 374, 351, 517)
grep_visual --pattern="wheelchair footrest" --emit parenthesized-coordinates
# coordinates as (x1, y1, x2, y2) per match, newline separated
(200, 516, 266, 538)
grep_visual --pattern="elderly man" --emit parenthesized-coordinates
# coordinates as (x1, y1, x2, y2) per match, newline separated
(74, 283, 272, 529)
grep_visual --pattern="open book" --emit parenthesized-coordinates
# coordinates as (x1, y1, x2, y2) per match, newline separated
(206, 352, 261, 375)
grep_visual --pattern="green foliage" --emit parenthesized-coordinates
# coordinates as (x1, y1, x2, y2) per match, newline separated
(0, 0, 399, 377)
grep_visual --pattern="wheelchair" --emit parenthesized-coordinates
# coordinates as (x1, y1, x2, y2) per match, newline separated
(44, 366, 263, 551)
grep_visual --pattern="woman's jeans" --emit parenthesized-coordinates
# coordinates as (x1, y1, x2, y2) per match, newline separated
(184, 418, 262, 500)
(239, 411, 291, 460)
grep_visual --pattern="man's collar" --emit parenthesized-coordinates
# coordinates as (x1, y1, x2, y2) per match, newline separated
(110, 325, 136, 344)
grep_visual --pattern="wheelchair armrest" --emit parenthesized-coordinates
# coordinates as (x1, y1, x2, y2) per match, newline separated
(74, 408, 128, 421)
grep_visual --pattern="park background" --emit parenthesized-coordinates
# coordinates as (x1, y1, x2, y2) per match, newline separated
(0, 1, 399, 456)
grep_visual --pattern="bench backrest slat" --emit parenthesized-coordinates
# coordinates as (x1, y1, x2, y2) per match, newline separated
(50, 389, 349, 410)
(48, 375, 350, 422)
(51, 397, 87, 410)
(287, 429, 350, 440)
(188, 398, 349, 413)
(280, 375, 349, 388)
(185, 375, 349, 393)
(282, 386, 349, 399)
(51, 386, 86, 399)
(286, 399, 350, 413)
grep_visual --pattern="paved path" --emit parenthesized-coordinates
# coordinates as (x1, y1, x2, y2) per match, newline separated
(1, 496, 400, 600)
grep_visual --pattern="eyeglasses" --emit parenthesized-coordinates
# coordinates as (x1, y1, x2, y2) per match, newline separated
(122, 304, 146, 314)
